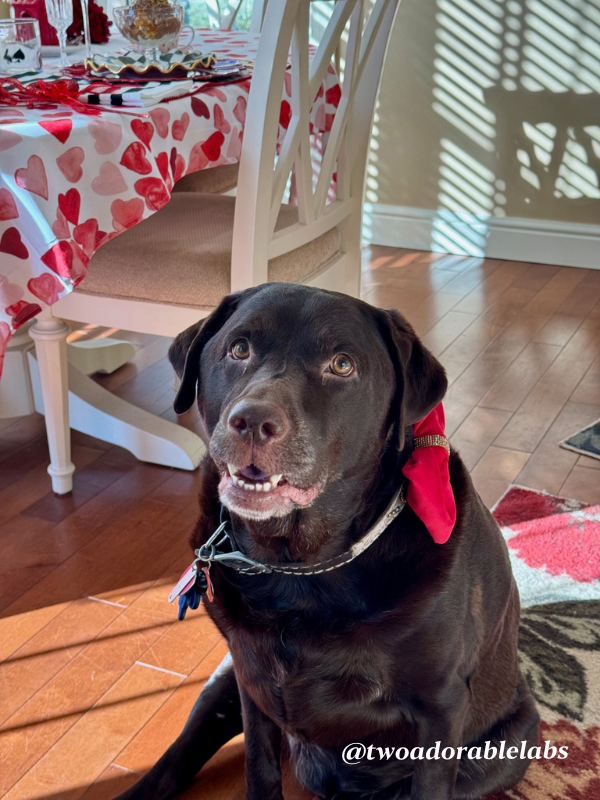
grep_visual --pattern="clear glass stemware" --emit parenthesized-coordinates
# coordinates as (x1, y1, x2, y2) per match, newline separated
(45, 0, 74, 68)
(80, 0, 92, 60)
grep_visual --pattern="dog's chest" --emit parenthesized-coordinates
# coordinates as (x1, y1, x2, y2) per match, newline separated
(229, 622, 405, 743)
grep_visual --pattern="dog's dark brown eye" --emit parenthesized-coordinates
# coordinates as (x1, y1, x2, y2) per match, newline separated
(331, 354, 354, 376)
(230, 339, 250, 360)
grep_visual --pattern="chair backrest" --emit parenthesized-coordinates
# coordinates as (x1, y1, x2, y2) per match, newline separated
(250, 0, 267, 31)
(204, 0, 247, 30)
(230, 0, 401, 292)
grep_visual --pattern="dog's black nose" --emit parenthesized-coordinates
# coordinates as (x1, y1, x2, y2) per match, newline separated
(228, 400, 289, 443)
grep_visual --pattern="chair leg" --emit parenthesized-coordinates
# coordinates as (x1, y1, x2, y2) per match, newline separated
(29, 317, 75, 495)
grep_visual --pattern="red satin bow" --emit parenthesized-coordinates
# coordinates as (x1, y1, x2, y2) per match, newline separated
(401, 402, 456, 544)
(0, 78, 100, 115)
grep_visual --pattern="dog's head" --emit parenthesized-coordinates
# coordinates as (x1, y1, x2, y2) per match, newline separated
(169, 284, 446, 524)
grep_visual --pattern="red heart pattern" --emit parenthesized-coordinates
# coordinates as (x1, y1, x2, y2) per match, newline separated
(41, 241, 74, 279)
(279, 100, 292, 129)
(56, 147, 85, 183)
(227, 128, 242, 160)
(38, 118, 73, 144)
(28, 273, 64, 305)
(11, 302, 42, 328)
(134, 178, 170, 212)
(120, 142, 152, 175)
(156, 152, 170, 182)
(52, 208, 70, 240)
(131, 119, 154, 149)
(15, 155, 49, 200)
(0, 227, 28, 260)
(172, 113, 190, 142)
(58, 188, 81, 226)
(70, 240, 89, 280)
(0, 188, 18, 221)
(91, 161, 128, 196)
(0, 321, 11, 378)
(233, 96, 247, 124)
(89, 119, 122, 154)
(214, 105, 231, 135)
(149, 107, 170, 138)
(326, 84, 342, 106)
(170, 148, 186, 183)
(74, 218, 106, 257)
(111, 198, 145, 232)
(191, 97, 210, 119)
(201, 132, 225, 162)
(0, 129, 23, 151)
(187, 142, 209, 174)
(0, 274, 24, 307)
(204, 86, 228, 102)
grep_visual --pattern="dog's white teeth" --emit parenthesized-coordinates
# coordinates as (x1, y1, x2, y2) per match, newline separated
(229, 471, 279, 493)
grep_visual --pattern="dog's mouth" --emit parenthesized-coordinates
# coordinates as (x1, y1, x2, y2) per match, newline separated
(218, 463, 322, 520)
(228, 463, 285, 493)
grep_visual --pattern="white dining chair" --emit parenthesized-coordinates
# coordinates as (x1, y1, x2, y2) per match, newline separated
(30, 0, 401, 494)
(204, 0, 248, 30)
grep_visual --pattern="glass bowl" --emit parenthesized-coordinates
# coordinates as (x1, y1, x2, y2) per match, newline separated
(113, 4, 184, 60)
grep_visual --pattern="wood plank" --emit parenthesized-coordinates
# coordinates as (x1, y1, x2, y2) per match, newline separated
(451, 259, 529, 316)
(513, 401, 600, 494)
(493, 327, 600, 453)
(442, 312, 550, 435)
(479, 342, 562, 413)
(0, 605, 182, 795)
(2, 663, 184, 800)
(113, 639, 230, 773)
(421, 311, 478, 358)
(449, 407, 512, 471)
(569, 352, 600, 407)
(0, 468, 183, 617)
(0, 440, 108, 525)
(0, 598, 121, 728)
(438, 317, 506, 386)
(469, 446, 531, 508)
(560, 465, 600, 505)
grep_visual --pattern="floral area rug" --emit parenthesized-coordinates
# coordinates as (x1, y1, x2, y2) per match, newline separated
(560, 420, 600, 462)
(488, 486, 600, 800)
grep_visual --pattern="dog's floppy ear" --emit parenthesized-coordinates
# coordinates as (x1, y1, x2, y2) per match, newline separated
(169, 291, 247, 414)
(377, 308, 448, 448)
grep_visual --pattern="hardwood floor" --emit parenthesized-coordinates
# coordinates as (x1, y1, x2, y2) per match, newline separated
(1, 247, 599, 800)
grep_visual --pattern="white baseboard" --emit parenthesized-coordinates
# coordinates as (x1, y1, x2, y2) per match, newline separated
(364, 204, 600, 270)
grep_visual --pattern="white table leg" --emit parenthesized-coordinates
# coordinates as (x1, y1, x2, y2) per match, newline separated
(28, 352, 205, 471)
(67, 338, 137, 375)
(29, 317, 75, 495)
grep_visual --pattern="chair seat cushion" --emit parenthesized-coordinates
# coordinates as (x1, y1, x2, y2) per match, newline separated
(172, 163, 239, 194)
(79, 193, 341, 310)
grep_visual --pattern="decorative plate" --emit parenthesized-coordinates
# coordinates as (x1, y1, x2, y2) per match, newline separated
(86, 49, 217, 79)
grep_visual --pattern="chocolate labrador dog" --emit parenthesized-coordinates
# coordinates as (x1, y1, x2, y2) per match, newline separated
(116, 283, 539, 800)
